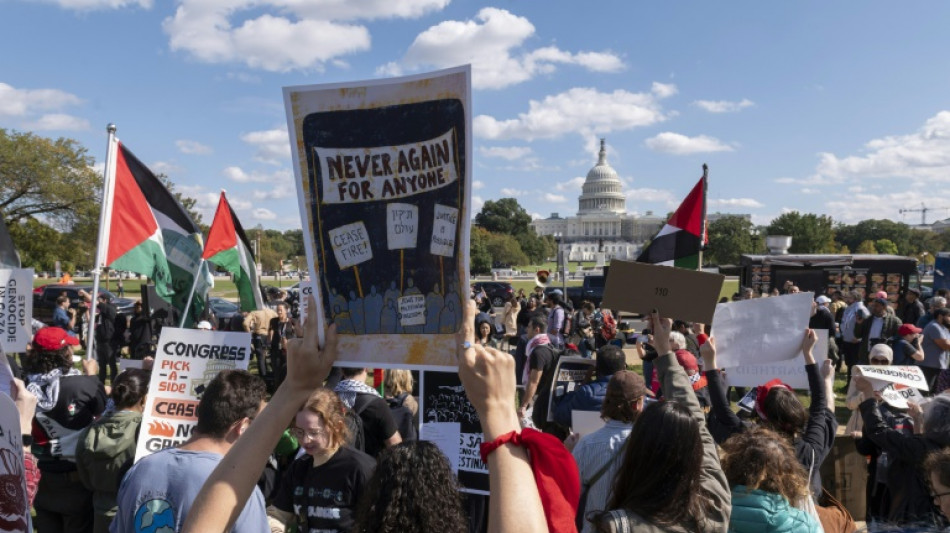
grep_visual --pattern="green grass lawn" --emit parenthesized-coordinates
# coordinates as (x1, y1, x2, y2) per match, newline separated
(32, 276, 272, 301)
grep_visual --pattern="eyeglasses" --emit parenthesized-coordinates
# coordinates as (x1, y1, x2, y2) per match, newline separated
(291, 427, 328, 442)
(870, 358, 890, 365)
(933, 489, 950, 500)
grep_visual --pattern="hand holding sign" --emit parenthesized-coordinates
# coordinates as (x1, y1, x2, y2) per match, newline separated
(650, 310, 673, 355)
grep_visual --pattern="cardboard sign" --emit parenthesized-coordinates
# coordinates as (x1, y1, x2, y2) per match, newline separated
(880, 383, 925, 409)
(722, 329, 829, 389)
(712, 293, 815, 368)
(134, 327, 251, 462)
(854, 365, 930, 391)
(0, 393, 31, 533)
(430, 204, 458, 257)
(547, 356, 597, 422)
(601, 261, 724, 324)
(419, 371, 488, 495)
(387, 203, 419, 250)
(0, 269, 33, 353)
(285, 66, 471, 370)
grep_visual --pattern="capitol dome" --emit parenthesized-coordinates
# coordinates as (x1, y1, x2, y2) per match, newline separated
(578, 139, 626, 215)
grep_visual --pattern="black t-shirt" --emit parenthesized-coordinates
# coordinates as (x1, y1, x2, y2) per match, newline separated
(529, 344, 558, 428)
(890, 337, 918, 366)
(808, 306, 835, 331)
(273, 446, 376, 533)
(32, 374, 107, 472)
(353, 393, 399, 459)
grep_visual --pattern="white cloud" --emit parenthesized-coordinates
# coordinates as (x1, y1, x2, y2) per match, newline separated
(252, 207, 277, 220)
(394, 8, 623, 89)
(651, 82, 678, 99)
(42, 0, 151, 10)
(23, 113, 90, 131)
(150, 161, 184, 175)
(0, 83, 82, 116)
(500, 188, 526, 197)
(475, 86, 673, 141)
(472, 180, 485, 190)
(543, 193, 567, 203)
(253, 182, 296, 200)
(479, 146, 533, 160)
(692, 98, 754, 113)
(176, 139, 213, 155)
(808, 110, 950, 184)
(240, 128, 290, 165)
(625, 187, 676, 205)
(644, 132, 734, 155)
(162, 0, 448, 72)
(708, 198, 764, 208)
(223, 166, 292, 183)
(472, 195, 485, 212)
(555, 177, 586, 192)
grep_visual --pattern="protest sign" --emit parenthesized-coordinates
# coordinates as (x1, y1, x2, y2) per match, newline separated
(601, 261, 724, 324)
(134, 327, 250, 462)
(854, 365, 930, 391)
(0, 269, 32, 354)
(572, 410, 606, 436)
(285, 66, 471, 370)
(879, 383, 925, 410)
(722, 329, 829, 389)
(0, 393, 31, 533)
(419, 371, 488, 495)
(711, 292, 815, 368)
(546, 356, 596, 422)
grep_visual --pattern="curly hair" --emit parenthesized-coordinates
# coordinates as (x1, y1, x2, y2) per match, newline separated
(23, 346, 72, 374)
(719, 427, 809, 504)
(594, 400, 714, 532)
(351, 441, 468, 533)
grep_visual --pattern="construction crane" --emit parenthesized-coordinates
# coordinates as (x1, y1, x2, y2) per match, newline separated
(899, 203, 950, 225)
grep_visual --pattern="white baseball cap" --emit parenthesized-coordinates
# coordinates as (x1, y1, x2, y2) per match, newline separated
(196, 321, 213, 330)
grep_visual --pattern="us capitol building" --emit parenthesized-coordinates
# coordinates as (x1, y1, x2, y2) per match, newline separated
(530, 139, 665, 261)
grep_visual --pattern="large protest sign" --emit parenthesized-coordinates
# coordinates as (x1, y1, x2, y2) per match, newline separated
(285, 66, 471, 370)
(546, 356, 597, 422)
(601, 261, 724, 324)
(711, 292, 815, 368)
(0, 393, 31, 533)
(0, 269, 32, 354)
(419, 371, 488, 495)
(722, 329, 829, 389)
(855, 365, 930, 391)
(134, 327, 250, 462)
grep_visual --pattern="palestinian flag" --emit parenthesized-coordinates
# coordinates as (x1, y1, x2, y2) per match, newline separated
(104, 141, 208, 325)
(203, 192, 264, 312)
(636, 173, 707, 269)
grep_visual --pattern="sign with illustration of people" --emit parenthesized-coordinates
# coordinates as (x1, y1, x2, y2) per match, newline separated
(284, 66, 471, 370)
(133, 327, 251, 462)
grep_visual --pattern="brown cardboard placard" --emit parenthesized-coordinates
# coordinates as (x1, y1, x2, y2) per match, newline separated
(600, 260, 724, 324)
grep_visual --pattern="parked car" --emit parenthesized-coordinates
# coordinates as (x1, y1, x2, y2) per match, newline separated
(471, 281, 514, 307)
(207, 297, 242, 324)
(33, 285, 134, 326)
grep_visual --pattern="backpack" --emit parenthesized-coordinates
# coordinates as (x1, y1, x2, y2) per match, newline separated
(599, 310, 617, 341)
(386, 393, 418, 441)
(344, 396, 370, 452)
(560, 307, 572, 338)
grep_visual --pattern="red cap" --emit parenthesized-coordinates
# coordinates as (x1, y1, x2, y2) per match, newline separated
(675, 349, 699, 372)
(32, 327, 80, 351)
(755, 378, 793, 421)
(898, 323, 922, 336)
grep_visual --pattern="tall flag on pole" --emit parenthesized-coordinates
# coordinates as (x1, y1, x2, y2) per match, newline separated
(636, 167, 707, 270)
(203, 191, 264, 312)
(0, 212, 20, 268)
(103, 140, 208, 324)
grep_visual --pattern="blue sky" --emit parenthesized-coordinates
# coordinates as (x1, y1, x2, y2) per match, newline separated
(3, 1, 950, 230)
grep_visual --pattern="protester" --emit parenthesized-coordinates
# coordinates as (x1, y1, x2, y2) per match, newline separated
(924, 447, 950, 522)
(10, 377, 40, 508)
(502, 292, 521, 348)
(546, 290, 569, 347)
(720, 427, 820, 533)
(112, 370, 269, 532)
(23, 326, 106, 533)
(855, 381, 950, 526)
(517, 296, 539, 336)
(568, 370, 646, 533)
(268, 301, 299, 390)
(351, 441, 468, 533)
(810, 295, 839, 367)
(554, 344, 628, 427)
(333, 367, 402, 457)
(519, 313, 560, 433)
(95, 292, 118, 383)
(920, 307, 950, 392)
(889, 323, 925, 366)
(840, 289, 870, 385)
(917, 296, 946, 329)
(76, 368, 149, 533)
(857, 297, 902, 366)
(475, 311, 501, 349)
(127, 300, 152, 359)
(591, 314, 731, 532)
(267, 388, 376, 533)
(900, 287, 926, 327)
(383, 368, 418, 441)
(844, 343, 895, 435)
(243, 305, 278, 380)
(51, 294, 76, 334)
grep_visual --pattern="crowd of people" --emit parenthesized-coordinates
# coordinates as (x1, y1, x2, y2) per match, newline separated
(5, 278, 950, 533)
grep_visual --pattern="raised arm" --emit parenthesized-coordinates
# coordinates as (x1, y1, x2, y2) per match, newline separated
(458, 299, 547, 533)
(182, 295, 338, 533)
(700, 337, 743, 441)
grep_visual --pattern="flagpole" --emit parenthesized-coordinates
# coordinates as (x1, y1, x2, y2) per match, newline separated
(697, 163, 708, 272)
(180, 258, 206, 327)
(87, 124, 119, 360)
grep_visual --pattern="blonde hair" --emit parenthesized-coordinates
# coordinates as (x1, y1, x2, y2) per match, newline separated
(384, 369, 414, 397)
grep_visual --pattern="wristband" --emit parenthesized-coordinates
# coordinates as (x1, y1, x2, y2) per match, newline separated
(479, 430, 522, 463)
